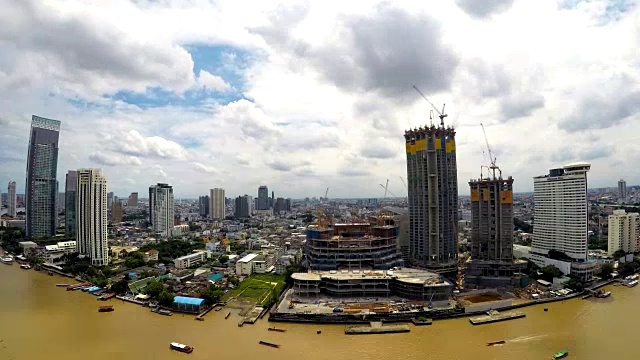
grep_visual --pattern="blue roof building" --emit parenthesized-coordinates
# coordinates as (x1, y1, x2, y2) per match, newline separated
(173, 296, 206, 313)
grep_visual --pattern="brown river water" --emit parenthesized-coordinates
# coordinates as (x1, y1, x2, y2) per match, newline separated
(0, 263, 638, 360)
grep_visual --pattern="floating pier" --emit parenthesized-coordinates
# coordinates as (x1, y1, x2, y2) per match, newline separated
(469, 311, 526, 325)
(345, 321, 411, 335)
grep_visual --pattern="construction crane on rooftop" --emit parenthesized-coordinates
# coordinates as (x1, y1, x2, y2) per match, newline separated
(399, 176, 408, 202)
(480, 123, 501, 180)
(413, 85, 447, 126)
(378, 179, 390, 226)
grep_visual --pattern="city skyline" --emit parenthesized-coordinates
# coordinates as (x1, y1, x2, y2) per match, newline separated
(1, 1, 640, 199)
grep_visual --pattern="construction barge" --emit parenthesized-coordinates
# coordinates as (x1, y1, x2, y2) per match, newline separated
(345, 321, 410, 335)
(469, 310, 526, 325)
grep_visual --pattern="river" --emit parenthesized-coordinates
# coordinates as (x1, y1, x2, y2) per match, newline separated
(0, 263, 637, 360)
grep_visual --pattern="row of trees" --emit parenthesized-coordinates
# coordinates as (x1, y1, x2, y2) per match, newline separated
(140, 240, 202, 262)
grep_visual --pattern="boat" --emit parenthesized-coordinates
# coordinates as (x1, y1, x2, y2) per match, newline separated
(67, 282, 89, 291)
(487, 340, 506, 346)
(317, 330, 322, 334)
(597, 291, 611, 298)
(628, 280, 638, 287)
(55, 284, 71, 287)
(553, 349, 568, 359)
(20, 264, 32, 270)
(170, 342, 194, 354)
(98, 305, 114, 312)
(268, 327, 286, 332)
(215, 307, 222, 311)
(98, 293, 115, 301)
(259, 340, 280, 348)
(47, 271, 54, 276)
(225, 312, 231, 319)
(151, 307, 172, 316)
(16, 255, 27, 261)
(1, 255, 14, 264)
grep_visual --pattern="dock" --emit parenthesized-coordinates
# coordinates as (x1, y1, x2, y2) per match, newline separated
(115, 296, 146, 306)
(345, 321, 411, 335)
(469, 311, 526, 325)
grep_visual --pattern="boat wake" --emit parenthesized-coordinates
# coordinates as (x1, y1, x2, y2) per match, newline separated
(508, 334, 548, 343)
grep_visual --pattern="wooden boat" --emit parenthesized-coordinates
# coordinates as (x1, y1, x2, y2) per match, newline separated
(98, 305, 114, 312)
(553, 349, 568, 359)
(225, 312, 231, 319)
(259, 340, 280, 348)
(268, 327, 286, 332)
(317, 330, 322, 334)
(170, 342, 194, 354)
(487, 340, 505, 346)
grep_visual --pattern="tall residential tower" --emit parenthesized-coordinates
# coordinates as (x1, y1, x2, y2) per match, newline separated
(618, 179, 627, 203)
(7, 181, 16, 217)
(65, 171, 78, 237)
(257, 185, 269, 210)
(405, 125, 458, 276)
(210, 188, 225, 219)
(76, 169, 109, 266)
(149, 183, 174, 237)
(25, 115, 60, 239)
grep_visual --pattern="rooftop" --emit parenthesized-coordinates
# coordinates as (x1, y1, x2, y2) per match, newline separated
(292, 268, 450, 286)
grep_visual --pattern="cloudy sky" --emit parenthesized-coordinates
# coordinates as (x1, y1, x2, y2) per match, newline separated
(1, 0, 639, 199)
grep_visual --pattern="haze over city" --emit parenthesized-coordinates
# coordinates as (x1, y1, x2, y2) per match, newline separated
(1, 0, 639, 199)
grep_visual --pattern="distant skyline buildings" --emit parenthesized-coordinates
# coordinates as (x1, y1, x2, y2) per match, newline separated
(618, 179, 627, 202)
(76, 168, 109, 266)
(257, 185, 269, 210)
(127, 192, 138, 207)
(235, 194, 252, 218)
(25, 115, 60, 239)
(7, 181, 16, 217)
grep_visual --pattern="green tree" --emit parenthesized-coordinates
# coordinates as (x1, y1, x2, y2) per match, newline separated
(158, 291, 174, 307)
(200, 286, 224, 305)
(564, 278, 584, 291)
(124, 251, 145, 268)
(613, 249, 627, 259)
(598, 263, 614, 279)
(110, 279, 130, 295)
(284, 264, 304, 286)
(540, 265, 563, 281)
(218, 255, 229, 264)
(144, 280, 164, 298)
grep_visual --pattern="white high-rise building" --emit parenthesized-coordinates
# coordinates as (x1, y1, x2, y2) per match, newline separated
(608, 209, 639, 256)
(7, 181, 16, 217)
(531, 162, 591, 264)
(149, 183, 174, 237)
(210, 188, 225, 219)
(76, 169, 109, 266)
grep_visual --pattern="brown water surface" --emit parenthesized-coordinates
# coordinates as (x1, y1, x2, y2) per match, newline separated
(0, 264, 637, 360)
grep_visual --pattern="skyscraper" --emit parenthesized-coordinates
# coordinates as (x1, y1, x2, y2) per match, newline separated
(65, 171, 78, 237)
(198, 195, 210, 217)
(149, 183, 174, 237)
(257, 185, 269, 210)
(107, 192, 114, 210)
(111, 201, 123, 224)
(7, 181, 16, 217)
(235, 195, 252, 218)
(25, 115, 60, 239)
(618, 179, 627, 202)
(76, 169, 109, 266)
(405, 125, 458, 276)
(210, 188, 225, 219)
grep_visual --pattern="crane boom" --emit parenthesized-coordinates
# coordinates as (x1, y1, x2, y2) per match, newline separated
(413, 85, 448, 123)
(480, 123, 495, 168)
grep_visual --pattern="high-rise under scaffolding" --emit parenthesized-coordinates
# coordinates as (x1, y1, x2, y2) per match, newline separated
(405, 126, 459, 277)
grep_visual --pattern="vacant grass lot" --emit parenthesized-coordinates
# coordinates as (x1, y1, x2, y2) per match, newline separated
(223, 274, 286, 306)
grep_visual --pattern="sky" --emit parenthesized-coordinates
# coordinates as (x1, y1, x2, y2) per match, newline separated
(1, 0, 639, 199)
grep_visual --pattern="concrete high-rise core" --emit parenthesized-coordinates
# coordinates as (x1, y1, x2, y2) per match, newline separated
(65, 171, 78, 237)
(76, 169, 109, 266)
(149, 183, 175, 237)
(7, 181, 16, 217)
(405, 125, 458, 276)
(25, 115, 60, 239)
(210, 188, 225, 219)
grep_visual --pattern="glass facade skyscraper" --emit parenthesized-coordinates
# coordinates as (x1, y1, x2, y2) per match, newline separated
(65, 170, 78, 238)
(25, 115, 61, 239)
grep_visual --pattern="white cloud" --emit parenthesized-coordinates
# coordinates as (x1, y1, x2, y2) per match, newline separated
(2, 0, 640, 198)
(196, 70, 231, 92)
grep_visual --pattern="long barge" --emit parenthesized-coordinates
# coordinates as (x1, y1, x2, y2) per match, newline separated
(345, 322, 410, 335)
(469, 311, 526, 325)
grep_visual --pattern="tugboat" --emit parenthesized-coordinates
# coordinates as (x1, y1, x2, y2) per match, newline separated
(170, 342, 194, 354)
(553, 349, 569, 359)
(98, 305, 114, 312)
(20, 264, 32, 270)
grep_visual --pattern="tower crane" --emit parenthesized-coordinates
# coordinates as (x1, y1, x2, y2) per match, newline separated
(379, 183, 398, 198)
(399, 176, 408, 202)
(413, 85, 447, 125)
(378, 179, 389, 226)
(480, 123, 502, 180)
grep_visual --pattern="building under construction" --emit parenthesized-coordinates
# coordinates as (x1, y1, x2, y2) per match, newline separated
(305, 222, 404, 271)
(466, 175, 526, 288)
(291, 268, 453, 302)
(405, 126, 459, 278)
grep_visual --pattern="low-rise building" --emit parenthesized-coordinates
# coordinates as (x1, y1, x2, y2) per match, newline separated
(174, 251, 206, 270)
(171, 224, 190, 237)
(43, 241, 77, 265)
(235, 253, 259, 276)
(144, 249, 159, 262)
